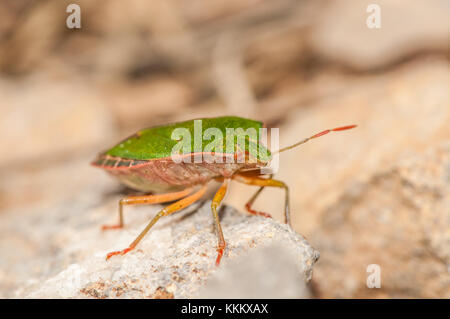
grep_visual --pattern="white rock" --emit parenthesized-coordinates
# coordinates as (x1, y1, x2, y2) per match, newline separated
(9, 200, 318, 298)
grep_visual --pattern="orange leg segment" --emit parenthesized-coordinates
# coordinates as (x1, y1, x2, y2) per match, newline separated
(102, 188, 193, 230)
(211, 179, 229, 266)
(106, 185, 207, 260)
(233, 174, 291, 226)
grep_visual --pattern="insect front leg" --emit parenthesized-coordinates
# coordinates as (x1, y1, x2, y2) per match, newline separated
(106, 185, 207, 260)
(211, 179, 229, 266)
(233, 174, 291, 226)
(102, 188, 193, 230)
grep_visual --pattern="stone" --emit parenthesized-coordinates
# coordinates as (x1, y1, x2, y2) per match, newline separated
(197, 243, 312, 298)
(311, 142, 450, 298)
(0, 192, 318, 298)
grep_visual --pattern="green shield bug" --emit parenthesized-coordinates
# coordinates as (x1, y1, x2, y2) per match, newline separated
(92, 116, 356, 265)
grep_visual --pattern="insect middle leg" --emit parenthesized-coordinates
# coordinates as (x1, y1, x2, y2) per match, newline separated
(102, 188, 193, 230)
(233, 174, 291, 226)
(211, 179, 229, 266)
(105, 185, 207, 260)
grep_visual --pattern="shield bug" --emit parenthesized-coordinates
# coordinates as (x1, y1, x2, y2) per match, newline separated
(92, 116, 356, 265)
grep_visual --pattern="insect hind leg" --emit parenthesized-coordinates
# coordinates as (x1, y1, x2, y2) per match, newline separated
(102, 188, 193, 230)
(106, 185, 207, 260)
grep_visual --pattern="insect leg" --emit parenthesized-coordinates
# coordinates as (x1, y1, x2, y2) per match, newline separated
(211, 179, 229, 266)
(233, 174, 291, 226)
(244, 174, 273, 219)
(102, 188, 193, 230)
(105, 185, 207, 260)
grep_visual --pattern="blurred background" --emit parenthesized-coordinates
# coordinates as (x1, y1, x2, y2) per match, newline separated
(0, 0, 449, 298)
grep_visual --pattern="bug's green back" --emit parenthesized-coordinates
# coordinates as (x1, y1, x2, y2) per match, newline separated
(105, 116, 271, 162)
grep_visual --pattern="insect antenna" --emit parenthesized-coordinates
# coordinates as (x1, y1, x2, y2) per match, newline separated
(273, 125, 357, 154)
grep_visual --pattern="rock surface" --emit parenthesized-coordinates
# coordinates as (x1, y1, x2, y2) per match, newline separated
(311, 142, 450, 298)
(2, 195, 318, 298)
(197, 243, 312, 299)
